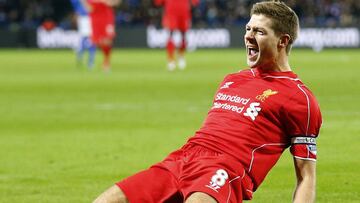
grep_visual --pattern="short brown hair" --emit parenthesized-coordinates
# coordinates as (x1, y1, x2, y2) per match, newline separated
(250, 0, 299, 53)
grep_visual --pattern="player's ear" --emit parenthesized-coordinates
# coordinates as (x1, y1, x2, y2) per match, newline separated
(278, 34, 291, 49)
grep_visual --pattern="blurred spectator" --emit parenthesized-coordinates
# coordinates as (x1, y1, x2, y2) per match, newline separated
(0, 0, 360, 30)
(41, 18, 56, 31)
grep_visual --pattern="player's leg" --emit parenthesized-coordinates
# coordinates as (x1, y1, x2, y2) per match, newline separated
(93, 185, 128, 203)
(166, 29, 176, 71)
(77, 15, 93, 67)
(93, 168, 179, 203)
(75, 17, 84, 66)
(76, 36, 86, 66)
(177, 15, 191, 70)
(102, 22, 116, 72)
(86, 38, 96, 69)
(80, 36, 96, 69)
(162, 14, 177, 71)
(98, 37, 113, 72)
(185, 192, 217, 203)
(81, 16, 96, 69)
(92, 21, 115, 72)
(178, 31, 187, 70)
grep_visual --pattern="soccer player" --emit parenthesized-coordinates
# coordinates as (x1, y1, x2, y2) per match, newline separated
(93, 1, 322, 202)
(70, 0, 96, 69)
(154, 0, 199, 71)
(81, 0, 121, 72)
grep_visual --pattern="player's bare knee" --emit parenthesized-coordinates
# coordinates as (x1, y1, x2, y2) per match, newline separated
(93, 185, 129, 203)
(185, 192, 218, 203)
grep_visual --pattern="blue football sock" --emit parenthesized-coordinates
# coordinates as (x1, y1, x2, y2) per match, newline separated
(86, 38, 96, 68)
(77, 37, 88, 63)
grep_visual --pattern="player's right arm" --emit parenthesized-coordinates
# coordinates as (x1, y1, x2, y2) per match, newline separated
(292, 158, 316, 203)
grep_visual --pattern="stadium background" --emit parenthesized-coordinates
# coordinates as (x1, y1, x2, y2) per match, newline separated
(0, 0, 359, 48)
(0, 0, 359, 203)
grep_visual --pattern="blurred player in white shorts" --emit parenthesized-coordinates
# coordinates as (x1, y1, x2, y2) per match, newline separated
(70, 0, 96, 69)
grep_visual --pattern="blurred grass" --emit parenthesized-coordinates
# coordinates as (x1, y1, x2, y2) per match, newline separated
(0, 48, 359, 202)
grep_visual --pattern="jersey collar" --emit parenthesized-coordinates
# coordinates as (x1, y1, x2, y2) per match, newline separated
(251, 67, 298, 79)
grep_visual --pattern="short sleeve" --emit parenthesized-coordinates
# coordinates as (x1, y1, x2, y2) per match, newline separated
(281, 85, 322, 161)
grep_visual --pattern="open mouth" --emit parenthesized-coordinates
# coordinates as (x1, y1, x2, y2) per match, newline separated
(247, 47, 259, 59)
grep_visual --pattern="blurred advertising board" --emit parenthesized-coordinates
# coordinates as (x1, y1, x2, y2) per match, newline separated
(0, 26, 359, 49)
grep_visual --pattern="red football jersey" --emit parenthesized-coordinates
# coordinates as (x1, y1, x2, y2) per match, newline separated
(154, 0, 199, 17)
(188, 68, 322, 190)
(88, 0, 115, 42)
(88, 0, 114, 22)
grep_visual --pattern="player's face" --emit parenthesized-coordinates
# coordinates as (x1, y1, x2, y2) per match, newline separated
(244, 14, 280, 69)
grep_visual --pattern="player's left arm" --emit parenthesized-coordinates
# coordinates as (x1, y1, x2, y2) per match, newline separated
(292, 158, 316, 203)
(282, 86, 322, 203)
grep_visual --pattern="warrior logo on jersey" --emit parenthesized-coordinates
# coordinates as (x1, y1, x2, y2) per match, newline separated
(256, 89, 278, 102)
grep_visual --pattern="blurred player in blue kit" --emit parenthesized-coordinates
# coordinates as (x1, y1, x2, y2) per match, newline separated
(70, 0, 96, 69)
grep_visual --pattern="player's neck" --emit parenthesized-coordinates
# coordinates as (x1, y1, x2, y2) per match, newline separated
(258, 62, 291, 72)
(274, 62, 291, 72)
(265, 54, 291, 72)
(278, 58, 291, 72)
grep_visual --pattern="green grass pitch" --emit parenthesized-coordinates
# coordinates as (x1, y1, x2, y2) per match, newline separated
(0, 48, 359, 202)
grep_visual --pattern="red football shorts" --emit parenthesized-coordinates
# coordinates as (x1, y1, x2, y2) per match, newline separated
(91, 17, 115, 44)
(162, 13, 191, 32)
(116, 144, 254, 203)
